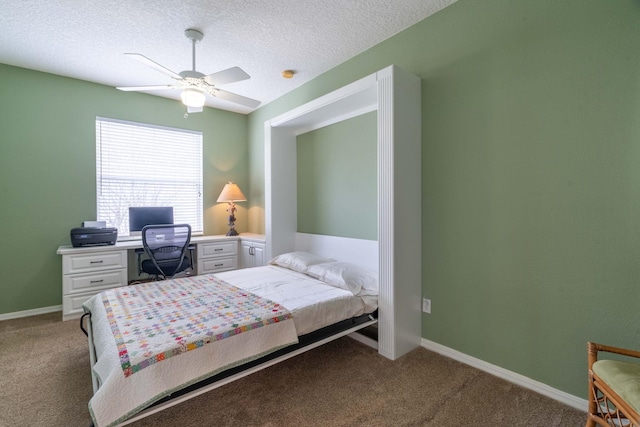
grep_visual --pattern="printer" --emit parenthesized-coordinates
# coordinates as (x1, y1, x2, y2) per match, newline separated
(70, 227, 118, 247)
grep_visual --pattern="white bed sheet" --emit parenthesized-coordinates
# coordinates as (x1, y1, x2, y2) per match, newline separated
(85, 274, 299, 427)
(215, 265, 377, 335)
(85, 265, 377, 426)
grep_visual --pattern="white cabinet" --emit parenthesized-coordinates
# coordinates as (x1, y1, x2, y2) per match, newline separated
(240, 240, 266, 268)
(265, 66, 422, 360)
(197, 240, 238, 274)
(61, 250, 127, 320)
(57, 234, 266, 321)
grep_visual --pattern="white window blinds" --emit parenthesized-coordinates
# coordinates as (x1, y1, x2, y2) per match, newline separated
(96, 117, 203, 237)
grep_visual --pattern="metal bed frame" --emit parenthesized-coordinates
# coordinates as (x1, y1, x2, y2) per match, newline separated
(81, 310, 377, 426)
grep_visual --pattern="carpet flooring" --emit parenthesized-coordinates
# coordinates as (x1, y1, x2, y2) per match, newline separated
(0, 313, 587, 426)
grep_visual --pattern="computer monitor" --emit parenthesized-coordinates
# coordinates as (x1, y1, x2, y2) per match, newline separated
(128, 207, 174, 237)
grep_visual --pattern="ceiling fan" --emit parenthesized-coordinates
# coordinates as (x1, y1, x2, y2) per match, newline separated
(116, 28, 260, 113)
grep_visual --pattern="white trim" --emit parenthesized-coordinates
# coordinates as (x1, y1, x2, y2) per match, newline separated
(291, 103, 378, 136)
(265, 65, 422, 361)
(264, 122, 298, 260)
(268, 74, 377, 129)
(96, 116, 202, 135)
(421, 338, 588, 412)
(0, 305, 62, 321)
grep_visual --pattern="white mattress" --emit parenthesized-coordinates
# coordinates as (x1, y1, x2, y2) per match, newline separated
(85, 274, 299, 427)
(215, 265, 377, 335)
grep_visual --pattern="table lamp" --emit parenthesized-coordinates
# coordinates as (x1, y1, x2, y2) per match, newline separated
(216, 182, 247, 236)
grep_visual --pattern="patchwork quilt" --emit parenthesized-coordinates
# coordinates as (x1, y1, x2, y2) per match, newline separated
(84, 275, 299, 427)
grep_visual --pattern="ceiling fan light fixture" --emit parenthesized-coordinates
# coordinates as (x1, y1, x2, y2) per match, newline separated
(118, 29, 260, 111)
(181, 88, 206, 108)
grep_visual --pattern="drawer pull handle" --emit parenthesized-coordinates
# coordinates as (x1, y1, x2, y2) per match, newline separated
(214, 248, 223, 251)
(90, 280, 104, 284)
(215, 263, 223, 267)
(90, 260, 104, 264)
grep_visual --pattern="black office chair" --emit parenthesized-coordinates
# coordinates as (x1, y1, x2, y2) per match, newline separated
(139, 224, 192, 280)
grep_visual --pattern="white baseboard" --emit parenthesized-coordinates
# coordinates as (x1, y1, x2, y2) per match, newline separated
(0, 305, 62, 322)
(421, 338, 587, 412)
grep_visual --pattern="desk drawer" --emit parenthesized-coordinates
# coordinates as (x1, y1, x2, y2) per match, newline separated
(63, 291, 99, 320)
(63, 251, 127, 274)
(198, 256, 237, 274)
(63, 269, 127, 295)
(197, 241, 237, 258)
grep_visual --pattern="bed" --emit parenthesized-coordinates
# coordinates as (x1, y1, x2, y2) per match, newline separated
(82, 250, 379, 427)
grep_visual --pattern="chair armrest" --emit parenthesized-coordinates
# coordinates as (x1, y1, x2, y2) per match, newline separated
(588, 342, 640, 369)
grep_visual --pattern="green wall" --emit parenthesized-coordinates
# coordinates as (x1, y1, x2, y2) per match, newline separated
(2, 0, 639, 403)
(296, 112, 377, 240)
(247, 0, 640, 399)
(0, 64, 248, 315)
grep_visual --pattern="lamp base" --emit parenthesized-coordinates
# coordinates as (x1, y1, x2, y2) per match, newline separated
(226, 228, 239, 236)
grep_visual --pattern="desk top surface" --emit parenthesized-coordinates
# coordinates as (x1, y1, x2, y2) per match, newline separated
(57, 233, 265, 255)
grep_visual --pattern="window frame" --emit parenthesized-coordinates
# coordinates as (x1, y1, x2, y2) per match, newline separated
(95, 116, 203, 238)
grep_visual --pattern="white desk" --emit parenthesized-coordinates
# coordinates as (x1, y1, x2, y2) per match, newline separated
(56, 233, 266, 320)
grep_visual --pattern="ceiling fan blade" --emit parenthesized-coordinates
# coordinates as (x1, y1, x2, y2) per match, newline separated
(204, 67, 250, 86)
(116, 85, 176, 92)
(125, 53, 183, 80)
(213, 89, 261, 108)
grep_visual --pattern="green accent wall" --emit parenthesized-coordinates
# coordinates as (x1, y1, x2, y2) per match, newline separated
(296, 112, 377, 240)
(0, 64, 248, 315)
(247, 0, 640, 399)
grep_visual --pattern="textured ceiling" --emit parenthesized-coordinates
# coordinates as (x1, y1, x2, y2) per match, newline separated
(0, 0, 456, 114)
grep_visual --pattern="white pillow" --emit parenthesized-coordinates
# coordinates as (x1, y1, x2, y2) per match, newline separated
(269, 251, 334, 273)
(306, 262, 378, 296)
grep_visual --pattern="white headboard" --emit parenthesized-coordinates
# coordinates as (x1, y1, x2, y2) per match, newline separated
(294, 232, 378, 272)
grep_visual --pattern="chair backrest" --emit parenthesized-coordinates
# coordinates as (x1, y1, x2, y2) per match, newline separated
(141, 224, 191, 278)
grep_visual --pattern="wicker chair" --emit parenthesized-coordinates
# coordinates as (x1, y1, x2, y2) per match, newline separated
(587, 342, 640, 427)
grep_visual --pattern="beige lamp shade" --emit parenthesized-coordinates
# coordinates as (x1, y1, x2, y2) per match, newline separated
(217, 182, 247, 202)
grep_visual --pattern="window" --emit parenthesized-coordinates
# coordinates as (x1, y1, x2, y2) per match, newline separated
(96, 117, 203, 237)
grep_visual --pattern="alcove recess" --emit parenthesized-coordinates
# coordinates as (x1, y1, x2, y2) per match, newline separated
(264, 65, 422, 360)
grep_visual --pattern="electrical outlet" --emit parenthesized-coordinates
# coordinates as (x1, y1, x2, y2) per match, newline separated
(422, 298, 431, 314)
